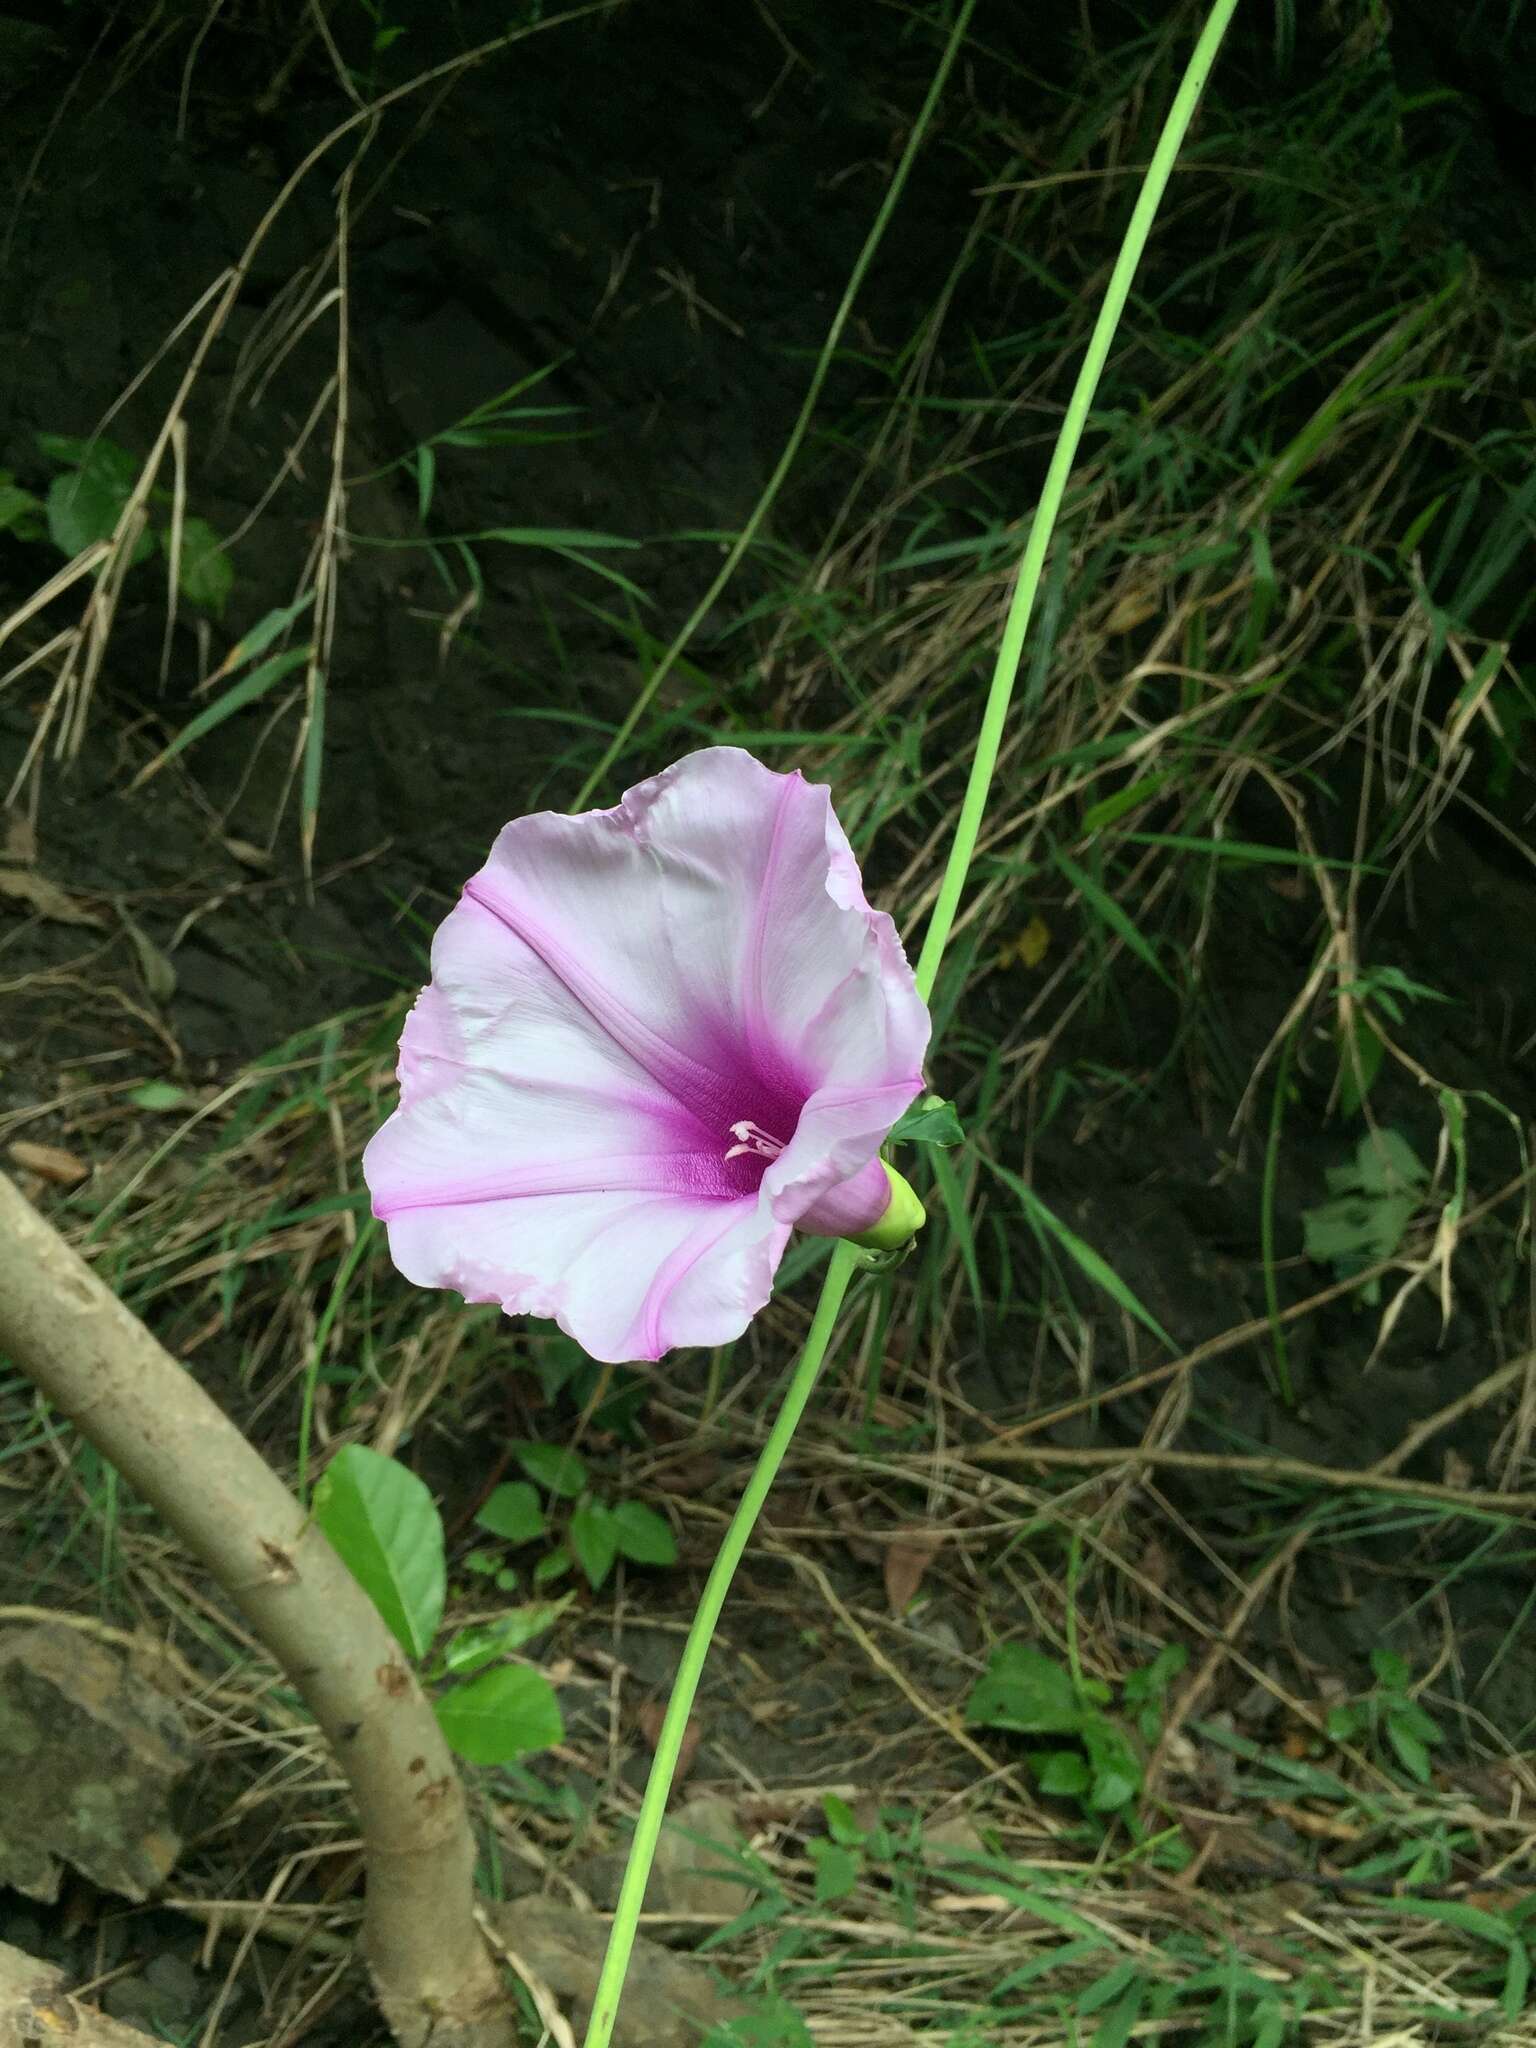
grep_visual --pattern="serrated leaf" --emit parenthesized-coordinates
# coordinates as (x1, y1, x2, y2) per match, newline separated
(610, 1500, 676, 1566)
(569, 1500, 619, 1588)
(313, 1444, 445, 1659)
(174, 515, 234, 615)
(889, 1095, 965, 1147)
(513, 1441, 588, 1498)
(434, 1664, 563, 1764)
(965, 1644, 1084, 1735)
(475, 1481, 547, 1545)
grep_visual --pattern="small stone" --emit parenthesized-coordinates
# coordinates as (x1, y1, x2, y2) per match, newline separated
(0, 1624, 193, 1903)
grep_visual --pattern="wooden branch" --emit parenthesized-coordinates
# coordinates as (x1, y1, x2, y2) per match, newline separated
(0, 1175, 515, 2048)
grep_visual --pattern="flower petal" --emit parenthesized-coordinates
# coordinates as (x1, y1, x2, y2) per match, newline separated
(375, 1172, 789, 1363)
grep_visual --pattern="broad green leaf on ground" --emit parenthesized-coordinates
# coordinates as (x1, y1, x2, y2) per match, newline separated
(44, 437, 154, 563)
(313, 1443, 445, 1659)
(610, 1499, 677, 1566)
(434, 1664, 563, 1764)
(965, 1644, 1084, 1735)
(475, 1481, 548, 1545)
(513, 1441, 588, 1498)
(569, 1499, 619, 1588)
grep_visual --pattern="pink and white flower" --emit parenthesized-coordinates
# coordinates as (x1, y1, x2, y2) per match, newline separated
(364, 747, 930, 1363)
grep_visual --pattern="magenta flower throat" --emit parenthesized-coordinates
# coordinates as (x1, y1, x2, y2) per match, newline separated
(364, 747, 931, 1363)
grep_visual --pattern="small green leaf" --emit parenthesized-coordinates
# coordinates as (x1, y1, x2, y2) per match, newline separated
(965, 1644, 1084, 1735)
(494, 1567, 518, 1592)
(610, 1500, 676, 1566)
(313, 1444, 446, 1659)
(806, 1838, 861, 1903)
(1370, 1647, 1410, 1689)
(513, 1441, 588, 1498)
(1387, 1720, 1432, 1783)
(569, 1500, 619, 1589)
(533, 1544, 573, 1586)
(1083, 1715, 1143, 1811)
(462, 1547, 500, 1577)
(127, 1080, 192, 1112)
(0, 480, 45, 539)
(475, 1481, 547, 1546)
(47, 468, 148, 562)
(1033, 1750, 1091, 1798)
(439, 1599, 571, 1677)
(434, 1665, 563, 1764)
(821, 1792, 865, 1848)
(173, 515, 234, 614)
(889, 1095, 965, 1147)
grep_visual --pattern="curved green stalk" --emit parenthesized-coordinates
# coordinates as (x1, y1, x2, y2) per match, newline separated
(572, 0, 980, 813)
(581, 1245, 857, 2048)
(579, 5, 1241, 2042)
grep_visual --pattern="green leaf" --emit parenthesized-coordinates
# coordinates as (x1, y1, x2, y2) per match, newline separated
(475, 1481, 547, 1546)
(0, 480, 45, 539)
(138, 647, 312, 777)
(569, 1500, 619, 1589)
(173, 515, 234, 614)
(215, 590, 316, 674)
(610, 1500, 677, 1566)
(438, 1600, 571, 1677)
(1033, 1750, 1091, 1798)
(313, 1444, 445, 1659)
(1082, 1714, 1143, 1811)
(889, 1095, 965, 1147)
(47, 461, 153, 563)
(36, 433, 137, 484)
(806, 1839, 861, 1904)
(1387, 1720, 1432, 1783)
(434, 1664, 563, 1764)
(965, 1644, 1084, 1735)
(462, 1547, 500, 1577)
(513, 1441, 588, 1499)
(821, 1792, 865, 1848)
(127, 1080, 192, 1112)
(1370, 1647, 1410, 1689)
(533, 1544, 573, 1586)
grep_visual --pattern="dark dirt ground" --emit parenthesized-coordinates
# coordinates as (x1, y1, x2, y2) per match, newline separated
(3, 3, 1536, 2042)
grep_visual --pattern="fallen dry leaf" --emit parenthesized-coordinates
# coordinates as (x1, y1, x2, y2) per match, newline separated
(0, 867, 103, 928)
(7, 1141, 90, 1187)
(884, 1535, 940, 1614)
(637, 1701, 702, 1786)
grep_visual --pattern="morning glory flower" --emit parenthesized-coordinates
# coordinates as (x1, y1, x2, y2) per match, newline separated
(363, 747, 930, 1364)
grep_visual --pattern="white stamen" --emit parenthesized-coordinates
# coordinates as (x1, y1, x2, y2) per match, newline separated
(724, 1118, 786, 1163)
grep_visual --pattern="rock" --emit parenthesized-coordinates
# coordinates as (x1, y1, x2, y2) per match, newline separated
(486, 1896, 741, 2047)
(0, 1936, 169, 2046)
(0, 1624, 193, 1903)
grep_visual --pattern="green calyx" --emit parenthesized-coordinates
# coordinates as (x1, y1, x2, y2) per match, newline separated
(845, 1161, 926, 1253)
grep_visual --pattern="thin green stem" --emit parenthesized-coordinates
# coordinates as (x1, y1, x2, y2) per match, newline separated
(578, 5, 1242, 2041)
(581, 1246, 857, 2048)
(572, 0, 979, 812)
(912, 0, 1241, 1004)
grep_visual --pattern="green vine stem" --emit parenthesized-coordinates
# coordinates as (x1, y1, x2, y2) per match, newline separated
(579, 3, 1242, 2042)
